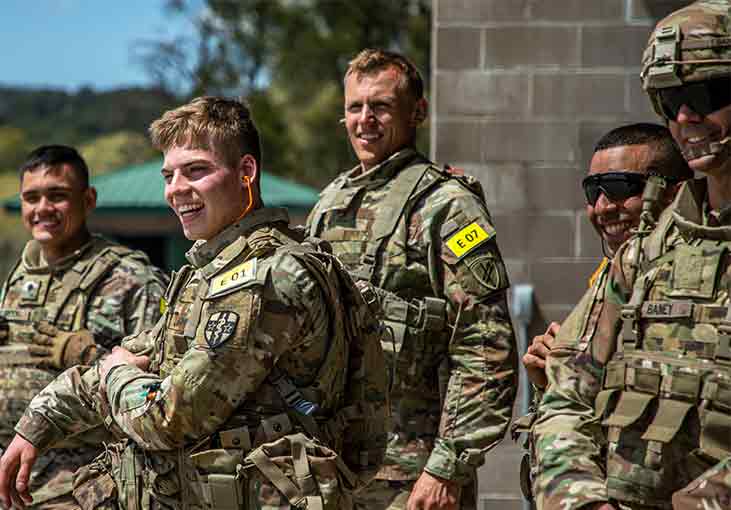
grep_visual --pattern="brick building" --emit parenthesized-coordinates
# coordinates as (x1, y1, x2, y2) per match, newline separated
(430, 1, 690, 507)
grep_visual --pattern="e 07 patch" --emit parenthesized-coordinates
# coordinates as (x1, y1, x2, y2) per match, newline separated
(204, 311, 239, 349)
(446, 222, 492, 258)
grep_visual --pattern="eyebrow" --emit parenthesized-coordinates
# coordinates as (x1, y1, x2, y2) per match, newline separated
(161, 158, 212, 174)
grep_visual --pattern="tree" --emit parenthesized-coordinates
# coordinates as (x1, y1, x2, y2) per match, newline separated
(80, 131, 160, 175)
(135, 0, 431, 186)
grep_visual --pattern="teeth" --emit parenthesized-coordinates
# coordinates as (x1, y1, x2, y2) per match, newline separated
(178, 203, 203, 214)
(359, 134, 380, 141)
(604, 222, 631, 235)
(689, 136, 706, 144)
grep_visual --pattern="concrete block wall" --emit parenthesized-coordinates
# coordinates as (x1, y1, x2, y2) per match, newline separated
(431, 1, 689, 507)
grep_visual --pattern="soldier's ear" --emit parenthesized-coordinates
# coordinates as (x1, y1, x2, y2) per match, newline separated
(412, 98, 428, 126)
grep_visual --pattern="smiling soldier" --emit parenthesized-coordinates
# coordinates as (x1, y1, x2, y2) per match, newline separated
(0, 97, 387, 510)
(0, 145, 167, 509)
(307, 49, 518, 510)
(532, 2, 731, 509)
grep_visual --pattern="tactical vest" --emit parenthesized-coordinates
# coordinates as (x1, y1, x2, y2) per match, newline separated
(596, 209, 731, 507)
(0, 240, 138, 443)
(308, 159, 480, 387)
(91, 221, 382, 510)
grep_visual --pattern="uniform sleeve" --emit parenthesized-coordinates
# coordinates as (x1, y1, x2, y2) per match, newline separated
(84, 258, 167, 351)
(532, 256, 629, 510)
(417, 185, 518, 484)
(104, 254, 329, 451)
(14, 329, 159, 450)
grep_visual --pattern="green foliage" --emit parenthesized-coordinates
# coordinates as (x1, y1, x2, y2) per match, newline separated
(0, 86, 178, 173)
(0, 126, 31, 173)
(137, 0, 431, 187)
(80, 131, 160, 175)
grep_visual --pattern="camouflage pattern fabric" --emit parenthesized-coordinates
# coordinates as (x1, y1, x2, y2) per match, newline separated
(511, 257, 611, 502)
(533, 179, 731, 510)
(0, 235, 166, 509)
(16, 208, 365, 510)
(307, 148, 518, 503)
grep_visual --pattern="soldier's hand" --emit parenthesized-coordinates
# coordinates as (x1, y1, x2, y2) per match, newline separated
(28, 323, 98, 370)
(99, 346, 150, 392)
(407, 471, 459, 510)
(0, 434, 38, 509)
(522, 322, 560, 389)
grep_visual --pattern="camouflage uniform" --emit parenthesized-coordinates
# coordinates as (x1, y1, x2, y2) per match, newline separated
(0, 235, 166, 509)
(307, 149, 518, 509)
(511, 257, 610, 503)
(533, 179, 731, 510)
(15, 208, 382, 510)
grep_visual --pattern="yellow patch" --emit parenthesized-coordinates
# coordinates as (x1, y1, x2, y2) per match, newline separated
(209, 259, 258, 298)
(446, 222, 491, 258)
(159, 297, 168, 315)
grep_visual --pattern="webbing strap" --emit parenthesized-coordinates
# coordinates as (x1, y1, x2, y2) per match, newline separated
(249, 446, 305, 507)
(351, 163, 433, 282)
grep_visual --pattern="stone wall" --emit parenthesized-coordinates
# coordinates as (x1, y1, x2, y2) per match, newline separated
(430, 1, 689, 507)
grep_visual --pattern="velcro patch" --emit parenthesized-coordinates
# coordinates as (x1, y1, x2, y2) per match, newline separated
(641, 301, 693, 319)
(446, 222, 491, 258)
(204, 311, 239, 348)
(208, 259, 258, 299)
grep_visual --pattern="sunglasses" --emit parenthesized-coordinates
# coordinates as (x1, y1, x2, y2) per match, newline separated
(582, 172, 647, 206)
(655, 76, 731, 120)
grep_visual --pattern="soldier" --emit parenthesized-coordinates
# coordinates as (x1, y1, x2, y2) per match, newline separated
(0, 97, 387, 510)
(514, 124, 692, 503)
(0, 145, 167, 509)
(306, 49, 518, 510)
(533, 1, 731, 509)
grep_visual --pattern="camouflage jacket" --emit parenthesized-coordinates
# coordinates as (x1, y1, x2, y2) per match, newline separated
(512, 257, 610, 501)
(16, 208, 357, 509)
(533, 179, 731, 509)
(0, 235, 166, 504)
(307, 148, 518, 484)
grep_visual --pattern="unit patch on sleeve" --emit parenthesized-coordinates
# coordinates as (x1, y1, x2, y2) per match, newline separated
(446, 222, 492, 258)
(204, 311, 239, 348)
(207, 258, 258, 299)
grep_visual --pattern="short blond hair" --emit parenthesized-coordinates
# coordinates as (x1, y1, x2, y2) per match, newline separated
(149, 96, 261, 169)
(345, 49, 424, 101)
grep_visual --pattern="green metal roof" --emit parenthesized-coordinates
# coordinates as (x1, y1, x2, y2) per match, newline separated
(3, 159, 319, 213)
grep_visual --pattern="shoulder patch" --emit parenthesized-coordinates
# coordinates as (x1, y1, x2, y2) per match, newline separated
(446, 222, 492, 259)
(207, 259, 258, 299)
(204, 311, 239, 348)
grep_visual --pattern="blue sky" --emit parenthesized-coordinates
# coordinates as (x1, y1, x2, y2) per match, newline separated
(2, 1, 203, 91)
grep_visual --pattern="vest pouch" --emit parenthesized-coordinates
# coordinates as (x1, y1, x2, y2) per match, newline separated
(73, 447, 122, 510)
(699, 375, 731, 461)
(668, 245, 725, 300)
(241, 433, 352, 510)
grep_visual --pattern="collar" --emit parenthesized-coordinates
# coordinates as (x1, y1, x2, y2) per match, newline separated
(344, 147, 428, 189)
(185, 207, 290, 268)
(672, 178, 731, 241)
(21, 236, 97, 274)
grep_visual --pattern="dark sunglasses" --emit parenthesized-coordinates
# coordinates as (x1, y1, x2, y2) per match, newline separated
(656, 76, 731, 120)
(582, 172, 647, 206)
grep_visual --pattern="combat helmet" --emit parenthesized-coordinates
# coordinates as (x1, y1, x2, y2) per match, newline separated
(641, 1, 731, 160)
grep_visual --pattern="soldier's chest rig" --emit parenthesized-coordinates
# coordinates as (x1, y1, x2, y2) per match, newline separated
(0, 245, 129, 440)
(598, 232, 731, 506)
(309, 161, 452, 401)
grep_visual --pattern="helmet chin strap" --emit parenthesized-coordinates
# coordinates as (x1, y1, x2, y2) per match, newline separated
(682, 135, 731, 162)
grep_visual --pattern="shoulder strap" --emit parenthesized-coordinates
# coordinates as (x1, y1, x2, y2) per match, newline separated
(51, 246, 125, 327)
(308, 175, 349, 238)
(351, 163, 442, 282)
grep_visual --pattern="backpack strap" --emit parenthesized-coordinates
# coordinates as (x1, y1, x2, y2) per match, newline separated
(350, 163, 440, 282)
